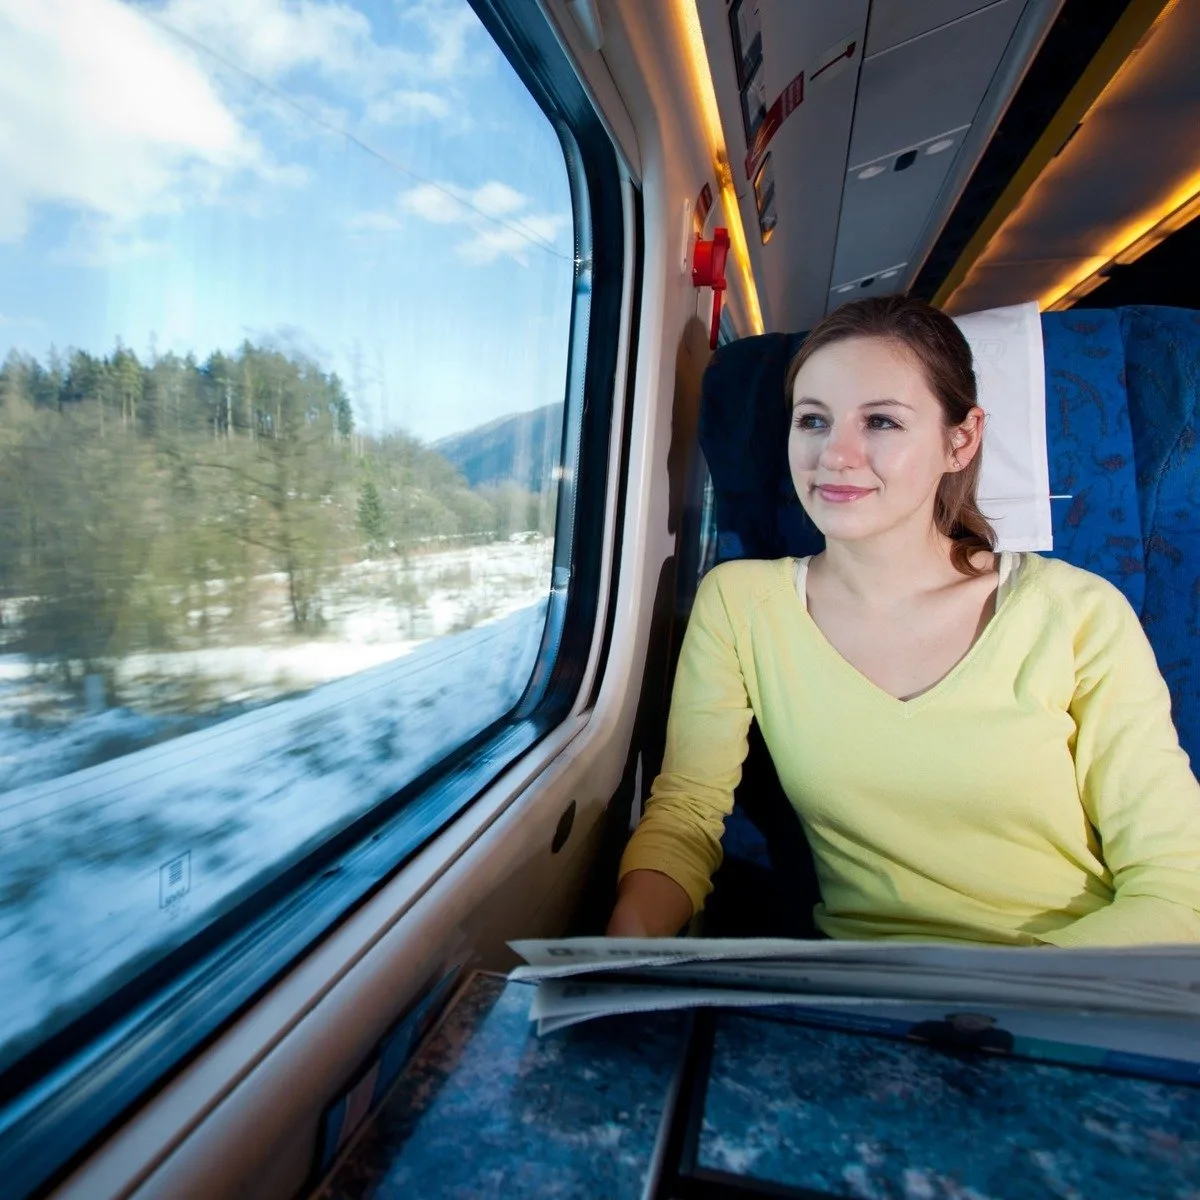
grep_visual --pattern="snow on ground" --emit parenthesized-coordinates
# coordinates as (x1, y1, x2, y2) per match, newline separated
(0, 540, 552, 1073)
(0, 539, 552, 793)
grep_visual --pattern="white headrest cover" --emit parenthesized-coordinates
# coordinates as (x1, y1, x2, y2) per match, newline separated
(952, 301, 1052, 553)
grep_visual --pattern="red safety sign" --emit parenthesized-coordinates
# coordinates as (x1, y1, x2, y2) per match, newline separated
(743, 39, 858, 181)
(744, 69, 803, 180)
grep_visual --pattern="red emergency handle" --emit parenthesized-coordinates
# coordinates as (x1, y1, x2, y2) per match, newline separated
(692, 227, 731, 350)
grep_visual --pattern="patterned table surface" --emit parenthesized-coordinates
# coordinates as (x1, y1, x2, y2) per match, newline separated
(696, 1010, 1200, 1199)
(313, 974, 1200, 1200)
(311, 974, 686, 1200)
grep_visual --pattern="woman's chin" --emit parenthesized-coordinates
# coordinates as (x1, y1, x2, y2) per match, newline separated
(814, 524, 880, 543)
(801, 505, 882, 540)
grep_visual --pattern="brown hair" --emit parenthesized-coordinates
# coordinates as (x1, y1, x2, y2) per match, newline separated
(784, 294, 996, 577)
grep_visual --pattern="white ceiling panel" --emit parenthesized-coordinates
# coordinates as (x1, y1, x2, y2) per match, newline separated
(832, 126, 970, 286)
(696, 0, 1059, 330)
(697, 0, 870, 331)
(849, 0, 1023, 167)
(865, 0, 1015, 57)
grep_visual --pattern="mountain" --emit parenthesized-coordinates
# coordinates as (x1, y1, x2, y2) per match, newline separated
(435, 402, 564, 492)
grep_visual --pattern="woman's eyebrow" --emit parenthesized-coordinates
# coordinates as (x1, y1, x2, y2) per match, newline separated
(862, 398, 915, 411)
(792, 396, 915, 411)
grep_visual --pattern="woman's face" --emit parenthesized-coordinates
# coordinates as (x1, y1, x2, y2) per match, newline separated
(788, 336, 977, 545)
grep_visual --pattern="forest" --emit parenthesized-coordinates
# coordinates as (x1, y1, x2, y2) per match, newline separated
(0, 341, 557, 703)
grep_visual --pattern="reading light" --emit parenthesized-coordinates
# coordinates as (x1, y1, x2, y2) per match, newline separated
(676, 0, 765, 335)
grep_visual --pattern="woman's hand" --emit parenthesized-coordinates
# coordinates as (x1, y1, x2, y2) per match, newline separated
(606, 869, 693, 937)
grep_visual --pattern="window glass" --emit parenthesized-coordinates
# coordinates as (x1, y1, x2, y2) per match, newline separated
(696, 312, 738, 583)
(0, 0, 574, 1073)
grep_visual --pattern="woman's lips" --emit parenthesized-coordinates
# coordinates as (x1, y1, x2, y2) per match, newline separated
(815, 485, 874, 503)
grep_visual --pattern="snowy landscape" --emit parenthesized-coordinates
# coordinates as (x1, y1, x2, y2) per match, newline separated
(0, 539, 552, 1073)
(0, 0, 584, 1100)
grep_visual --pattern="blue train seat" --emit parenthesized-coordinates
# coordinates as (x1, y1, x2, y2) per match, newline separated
(695, 306, 1200, 935)
(1119, 307, 1200, 760)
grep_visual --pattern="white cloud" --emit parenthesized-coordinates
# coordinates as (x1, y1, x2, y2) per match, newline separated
(469, 182, 528, 217)
(396, 181, 569, 266)
(0, 0, 294, 244)
(365, 89, 451, 127)
(259, 161, 313, 190)
(400, 184, 467, 226)
(456, 215, 568, 266)
(154, 0, 377, 85)
(396, 0, 484, 81)
(153, 0, 484, 121)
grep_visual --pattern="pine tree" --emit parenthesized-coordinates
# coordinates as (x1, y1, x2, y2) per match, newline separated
(357, 478, 387, 554)
(0, 335, 543, 673)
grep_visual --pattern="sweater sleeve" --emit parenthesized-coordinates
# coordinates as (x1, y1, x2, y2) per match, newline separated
(617, 566, 755, 915)
(1042, 581, 1200, 946)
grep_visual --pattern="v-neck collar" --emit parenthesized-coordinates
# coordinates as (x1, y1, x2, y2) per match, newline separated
(790, 552, 1034, 714)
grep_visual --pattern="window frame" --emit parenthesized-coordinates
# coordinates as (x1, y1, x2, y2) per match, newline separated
(692, 310, 740, 591)
(0, 2, 628, 1195)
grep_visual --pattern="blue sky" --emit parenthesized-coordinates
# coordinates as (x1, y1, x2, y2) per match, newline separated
(0, 0, 575, 441)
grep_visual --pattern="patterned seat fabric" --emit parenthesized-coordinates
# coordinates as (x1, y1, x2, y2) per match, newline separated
(695, 308, 1200, 930)
(1039, 312, 1144, 615)
(1119, 307, 1200, 766)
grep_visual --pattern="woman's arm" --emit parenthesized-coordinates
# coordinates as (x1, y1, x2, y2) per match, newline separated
(610, 566, 755, 935)
(1043, 581, 1200, 946)
(606, 870, 693, 937)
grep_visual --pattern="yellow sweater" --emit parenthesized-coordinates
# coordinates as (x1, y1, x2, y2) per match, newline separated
(619, 554, 1200, 946)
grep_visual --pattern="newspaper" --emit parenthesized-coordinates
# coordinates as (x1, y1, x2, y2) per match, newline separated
(508, 938, 1200, 1070)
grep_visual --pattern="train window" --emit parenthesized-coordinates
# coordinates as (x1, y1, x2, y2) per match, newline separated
(0, 0, 618, 1182)
(695, 311, 739, 584)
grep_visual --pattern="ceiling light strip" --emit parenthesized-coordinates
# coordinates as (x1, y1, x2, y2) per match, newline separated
(1043, 182, 1200, 310)
(933, 0, 1174, 311)
(676, 0, 765, 335)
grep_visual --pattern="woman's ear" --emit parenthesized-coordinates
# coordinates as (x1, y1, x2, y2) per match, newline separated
(949, 406, 986, 469)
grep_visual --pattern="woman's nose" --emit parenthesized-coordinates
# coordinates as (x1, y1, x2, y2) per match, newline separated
(818, 420, 864, 470)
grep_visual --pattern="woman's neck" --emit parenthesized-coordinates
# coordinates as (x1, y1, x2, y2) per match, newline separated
(813, 527, 990, 607)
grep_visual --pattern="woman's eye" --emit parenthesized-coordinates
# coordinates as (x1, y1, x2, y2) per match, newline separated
(793, 412, 901, 432)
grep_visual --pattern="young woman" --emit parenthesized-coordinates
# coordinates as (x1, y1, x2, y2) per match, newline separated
(609, 296, 1200, 946)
